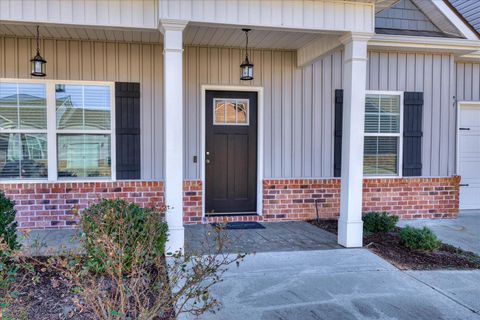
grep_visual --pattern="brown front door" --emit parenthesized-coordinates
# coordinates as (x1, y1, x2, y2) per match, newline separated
(205, 90, 257, 214)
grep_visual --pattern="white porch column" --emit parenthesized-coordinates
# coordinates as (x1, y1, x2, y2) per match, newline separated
(337, 32, 372, 248)
(160, 19, 188, 253)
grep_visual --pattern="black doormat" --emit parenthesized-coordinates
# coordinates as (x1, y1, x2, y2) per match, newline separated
(211, 222, 266, 230)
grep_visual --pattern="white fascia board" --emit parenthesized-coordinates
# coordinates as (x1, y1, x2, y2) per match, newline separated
(431, 0, 479, 40)
(369, 34, 480, 55)
(297, 35, 342, 67)
(375, 0, 401, 13)
(456, 51, 480, 62)
(159, 0, 375, 34)
(411, 0, 463, 38)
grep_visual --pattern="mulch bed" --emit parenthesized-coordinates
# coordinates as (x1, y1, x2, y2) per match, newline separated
(309, 219, 480, 270)
(8, 257, 94, 320)
(7, 257, 174, 320)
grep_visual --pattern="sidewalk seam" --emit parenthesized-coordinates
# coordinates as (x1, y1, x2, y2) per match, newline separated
(404, 272, 479, 315)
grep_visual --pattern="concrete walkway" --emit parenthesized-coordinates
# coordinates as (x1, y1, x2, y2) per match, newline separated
(399, 210, 480, 255)
(20, 221, 480, 319)
(183, 249, 480, 320)
(20, 229, 81, 256)
(21, 221, 339, 255)
(185, 221, 341, 254)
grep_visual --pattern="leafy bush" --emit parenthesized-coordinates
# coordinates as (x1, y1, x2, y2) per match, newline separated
(0, 192, 20, 255)
(363, 212, 399, 234)
(39, 204, 245, 319)
(80, 199, 168, 273)
(400, 226, 441, 251)
(0, 242, 21, 318)
(0, 192, 29, 319)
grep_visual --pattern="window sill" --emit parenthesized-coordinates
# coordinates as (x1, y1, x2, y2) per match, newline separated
(364, 175, 402, 179)
(0, 178, 116, 184)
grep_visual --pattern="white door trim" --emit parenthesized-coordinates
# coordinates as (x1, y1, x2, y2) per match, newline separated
(456, 101, 480, 209)
(200, 85, 264, 219)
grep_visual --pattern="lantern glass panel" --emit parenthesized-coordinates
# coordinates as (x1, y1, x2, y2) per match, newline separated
(35, 61, 42, 73)
(241, 65, 253, 80)
(31, 59, 46, 76)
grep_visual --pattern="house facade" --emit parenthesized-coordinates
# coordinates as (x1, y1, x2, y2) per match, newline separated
(0, 0, 479, 252)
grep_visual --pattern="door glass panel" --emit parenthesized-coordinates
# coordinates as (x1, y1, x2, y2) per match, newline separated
(213, 98, 249, 125)
(226, 101, 236, 123)
(214, 100, 225, 123)
(236, 100, 248, 124)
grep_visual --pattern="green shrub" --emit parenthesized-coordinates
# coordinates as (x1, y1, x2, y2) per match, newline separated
(80, 199, 168, 273)
(0, 244, 19, 316)
(400, 226, 441, 251)
(363, 212, 399, 234)
(0, 193, 24, 318)
(0, 192, 20, 254)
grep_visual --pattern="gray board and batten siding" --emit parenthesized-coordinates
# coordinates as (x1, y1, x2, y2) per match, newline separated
(456, 62, 480, 102)
(183, 46, 343, 180)
(184, 46, 457, 179)
(0, 36, 459, 180)
(0, 37, 165, 180)
(367, 51, 456, 178)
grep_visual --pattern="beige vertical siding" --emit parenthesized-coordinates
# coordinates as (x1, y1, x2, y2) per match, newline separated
(0, 36, 164, 180)
(367, 51, 456, 177)
(0, 36, 457, 180)
(183, 46, 343, 179)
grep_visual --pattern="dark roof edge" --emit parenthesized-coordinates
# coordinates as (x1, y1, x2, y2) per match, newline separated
(443, 0, 480, 39)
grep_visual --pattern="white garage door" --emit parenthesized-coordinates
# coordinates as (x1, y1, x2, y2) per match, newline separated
(459, 104, 480, 209)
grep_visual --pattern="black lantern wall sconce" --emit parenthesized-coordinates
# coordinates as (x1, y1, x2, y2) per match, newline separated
(240, 28, 253, 81)
(31, 25, 46, 77)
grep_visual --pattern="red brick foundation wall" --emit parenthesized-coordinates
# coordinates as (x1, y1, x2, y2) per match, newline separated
(263, 179, 340, 221)
(2, 176, 460, 229)
(362, 177, 460, 219)
(262, 176, 460, 221)
(183, 180, 203, 224)
(1, 181, 164, 229)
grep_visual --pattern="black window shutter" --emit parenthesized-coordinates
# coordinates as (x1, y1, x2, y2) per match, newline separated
(334, 89, 343, 177)
(115, 82, 141, 180)
(403, 92, 423, 176)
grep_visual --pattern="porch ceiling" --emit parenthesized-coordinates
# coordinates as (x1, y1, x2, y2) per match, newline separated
(183, 25, 326, 50)
(0, 22, 162, 43)
(0, 21, 332, 51)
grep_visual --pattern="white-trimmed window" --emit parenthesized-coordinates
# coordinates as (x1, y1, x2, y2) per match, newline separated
(0, 83, 48, 179)
(364, 92, 403, 176)
(0, 80, 114, 181)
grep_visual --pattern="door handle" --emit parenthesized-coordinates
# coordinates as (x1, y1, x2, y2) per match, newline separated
(206, 159, 211, 164)
(460, 184, 469, 187)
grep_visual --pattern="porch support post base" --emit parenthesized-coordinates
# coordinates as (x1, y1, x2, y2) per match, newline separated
(337, 219, 363, 247)
(166, 226, 186, 254)
(160, 19, 188, 254)
(337, 32, 372, 248)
